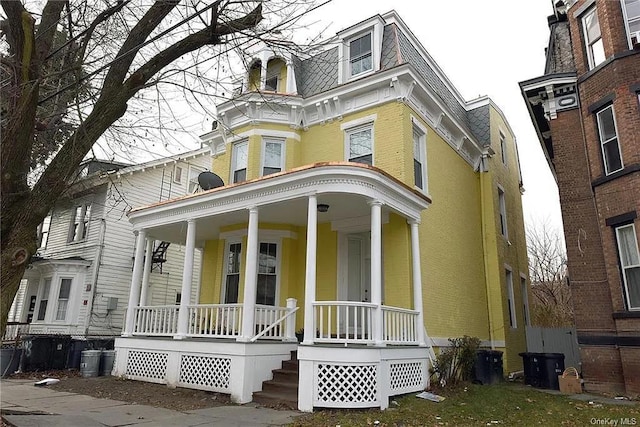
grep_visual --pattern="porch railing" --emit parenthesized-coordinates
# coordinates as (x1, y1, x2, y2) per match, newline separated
(382, 305, 419, 345)
(251, 303, 299, 342)
(313, 301, 375, 344)
(188, 304, 243, 338)
(133, 305, 179, 336)
(2, 322, 30, 342)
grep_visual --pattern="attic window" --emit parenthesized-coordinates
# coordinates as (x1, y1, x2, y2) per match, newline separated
(349, 33, 372, 76)
(622, 0, 640, 48)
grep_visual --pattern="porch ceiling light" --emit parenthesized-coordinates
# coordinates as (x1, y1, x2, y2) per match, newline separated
(317, 203, 330, 213)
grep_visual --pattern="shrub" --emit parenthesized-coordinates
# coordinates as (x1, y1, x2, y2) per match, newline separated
(430, 335, 481, 387)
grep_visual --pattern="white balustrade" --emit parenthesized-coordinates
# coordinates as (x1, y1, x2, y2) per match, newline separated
(254, 304, 289, 340)
(382, 305, 419, 344)
(313, 301, 375, 344)
(2, 322, 30, 341)
(188, 304, 243, 338)
(133, 305, 179, 336)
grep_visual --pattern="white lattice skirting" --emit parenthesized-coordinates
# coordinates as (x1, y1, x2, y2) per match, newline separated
(179, 354, 231, 391)
(300, 346, 429, 411)
(113, 337, 296, 403)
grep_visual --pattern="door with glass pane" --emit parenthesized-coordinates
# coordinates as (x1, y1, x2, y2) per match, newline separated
(344, 233, 371, 338)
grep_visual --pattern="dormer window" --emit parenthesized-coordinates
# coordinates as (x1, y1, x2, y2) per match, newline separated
(349, 33, 372, 76)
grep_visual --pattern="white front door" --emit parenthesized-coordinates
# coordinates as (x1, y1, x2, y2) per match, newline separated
(342, 232, 371, 337)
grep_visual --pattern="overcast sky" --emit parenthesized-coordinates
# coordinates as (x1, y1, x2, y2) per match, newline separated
(299, 0, 563, 234)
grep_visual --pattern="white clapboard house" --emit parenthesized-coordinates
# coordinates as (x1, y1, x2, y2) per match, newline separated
(8, 148, 211, 338)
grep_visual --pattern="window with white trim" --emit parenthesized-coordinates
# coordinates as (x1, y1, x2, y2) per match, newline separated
(506, 269, 517, 328)
(622, 0, 640, 48)
(68, 203, 91, 243)
(257, 242, 278, 306)
(521, 275, 530, 326)
(37, 278, 51, 321)
(349, 33, 372, 76)
(262, 138, 284, 176)
(231, 140, 248, 183)
(37, 213, 51, 249)
(346, 124, 373, 165)
(55, 278, 72, 321)
(500, 131, 507, 165)
(413, 124, 427, 191)
(596, 105, 624, 175)
(223, 242, 241, 303)
(498, 187, 508, 238)
(188, 165, 205, 193)
(173, 164, 183, 183)
(582, 7, 605, 69)
(615, 223, 640, 310)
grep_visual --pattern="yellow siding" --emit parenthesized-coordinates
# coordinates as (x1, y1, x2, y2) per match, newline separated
(197, 97, 528, 372)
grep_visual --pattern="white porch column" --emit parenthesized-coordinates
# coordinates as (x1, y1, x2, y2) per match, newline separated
(239, 207, 259, 341)
(303, 195, 317, 345)
(370, 200, 384, 346)
(175, 219, 197, 339)
(139, 239, 154, 306)
(409, 220, 427, 347)
(123, 229, 147, 336)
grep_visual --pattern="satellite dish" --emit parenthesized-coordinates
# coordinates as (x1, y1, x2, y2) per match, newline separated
(198, 171, 224, 191)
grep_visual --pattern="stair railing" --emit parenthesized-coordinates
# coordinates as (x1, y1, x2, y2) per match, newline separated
(250, 298, 299, 342)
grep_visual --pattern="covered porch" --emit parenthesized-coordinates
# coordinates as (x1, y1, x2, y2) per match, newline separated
(114, 162, 432, 410)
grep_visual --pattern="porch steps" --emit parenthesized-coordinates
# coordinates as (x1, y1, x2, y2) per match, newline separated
(253, 350, 298, 410)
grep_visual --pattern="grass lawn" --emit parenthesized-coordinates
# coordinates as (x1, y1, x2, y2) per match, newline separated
(290, 382, 639, 426)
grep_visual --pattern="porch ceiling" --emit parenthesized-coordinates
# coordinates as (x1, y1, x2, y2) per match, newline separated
(130, 162, 431, 245)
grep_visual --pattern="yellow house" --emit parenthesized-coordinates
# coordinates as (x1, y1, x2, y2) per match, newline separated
(113, 11, 529, 411)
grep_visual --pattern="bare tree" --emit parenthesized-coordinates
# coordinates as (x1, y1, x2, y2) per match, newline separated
(526, 220, 573, 327)
(0, 0, 321, 337)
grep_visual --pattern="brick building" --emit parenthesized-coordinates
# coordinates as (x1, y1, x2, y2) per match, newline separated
(520, 0, 639, 395)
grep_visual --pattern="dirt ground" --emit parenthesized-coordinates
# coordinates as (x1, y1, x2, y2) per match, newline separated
(7, 370, 232, 412)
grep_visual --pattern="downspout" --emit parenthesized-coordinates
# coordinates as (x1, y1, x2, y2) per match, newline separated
(480, 153, 496, 350)
(83, 203, 108, 337)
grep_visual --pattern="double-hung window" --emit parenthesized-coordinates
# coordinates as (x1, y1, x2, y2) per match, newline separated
(257, 242, 278, 306)
(262, 138, 284, 176)
(413, 124, 427, 191)
(622, 0, 640, 48)
(506, 269, 517, 328)
(596, 105, 623, 175)
(349, 33, 372, 76)
(231, 140, 248, 183)
(500, 131, 507, 165)
(223, 242, 241, 303)
(188, 166, 205, 193)
(69, 203, 91, 242)
(55, 278, 72, 321)
(37, 278, 51, 321)
(582, 7, 605, 69)
(37, 213, 51, 249)
(346, 125, 373, 165)
(615, 223, 640, 310)
(498, 187, 508, 238)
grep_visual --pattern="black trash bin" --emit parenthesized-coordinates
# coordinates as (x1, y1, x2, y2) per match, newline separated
(520, 352, 539, 386)
(21, 335, 71, 371)
(474, 350, 503, 385)
(474, 349, 491, 384)
(66, 340, 87, 369)
(488, 350, 504, 384)
(539, 353, 565, 390)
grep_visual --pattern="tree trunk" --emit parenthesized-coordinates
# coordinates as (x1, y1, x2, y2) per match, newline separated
(0, 221, 38, 339)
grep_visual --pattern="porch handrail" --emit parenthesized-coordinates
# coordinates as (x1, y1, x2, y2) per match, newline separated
(133, 305, 179, 336)
(250, 306, 299, 342)
(2, 322, 30, 342)
(382, 305, 419, 344)
(188, 303, 243, 338)
(313, 301, 376, 344)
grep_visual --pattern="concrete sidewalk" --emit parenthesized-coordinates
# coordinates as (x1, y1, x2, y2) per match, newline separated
(0, 379, 301, 427)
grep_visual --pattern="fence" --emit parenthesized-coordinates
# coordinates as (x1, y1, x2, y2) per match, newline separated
(526, 326, 581, 370)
